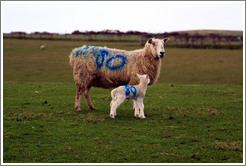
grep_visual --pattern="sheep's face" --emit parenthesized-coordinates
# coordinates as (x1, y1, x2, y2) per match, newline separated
(147, 38, 169, 59)
(137, 74, 150, 85)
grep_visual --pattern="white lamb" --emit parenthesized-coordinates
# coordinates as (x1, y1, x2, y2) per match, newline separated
(110, 74, 150, 119)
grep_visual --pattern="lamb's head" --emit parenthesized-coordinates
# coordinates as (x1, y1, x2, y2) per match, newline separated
(145, 38, 169, 59)
(137, 74, 150, 85)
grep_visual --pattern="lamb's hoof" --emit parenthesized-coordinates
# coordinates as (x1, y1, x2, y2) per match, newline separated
(135, 114, 139, 118)
(140, 115, 146, 119)
(89, 106, 96, 111)
(110, 114, 115, 119)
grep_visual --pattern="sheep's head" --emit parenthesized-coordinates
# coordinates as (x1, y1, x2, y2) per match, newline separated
(137, 74, 150, 85)
(146, 38, 169, 59)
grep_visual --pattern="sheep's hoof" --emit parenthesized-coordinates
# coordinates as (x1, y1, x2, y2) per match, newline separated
(135, 114, 139, 118)
(76, 109, 81, 112)
(110, 114, 115, 119)
(89, 106, 96, 111)
(75, 106, 81, 112)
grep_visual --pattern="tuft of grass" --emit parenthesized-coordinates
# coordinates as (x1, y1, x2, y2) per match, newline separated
(83, 113, 107, 123)
(214, 141, 243, 151)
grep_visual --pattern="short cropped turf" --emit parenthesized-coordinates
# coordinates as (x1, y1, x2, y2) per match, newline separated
(3, 82, 243, 163)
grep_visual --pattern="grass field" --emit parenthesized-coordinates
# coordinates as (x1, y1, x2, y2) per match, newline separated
(3, 39, 243, 163)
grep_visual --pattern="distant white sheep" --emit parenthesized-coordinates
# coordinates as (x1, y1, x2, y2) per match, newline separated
(69, 38, 169, 112)
(110, 74, 150, 119)
(40, 45, 46, 50)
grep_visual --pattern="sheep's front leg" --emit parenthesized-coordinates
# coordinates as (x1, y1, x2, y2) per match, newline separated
(138, 98, 145, 119)
(133, 99, 140, 117)
(110, 96, 125, 118)
(83, 88, 96, 111)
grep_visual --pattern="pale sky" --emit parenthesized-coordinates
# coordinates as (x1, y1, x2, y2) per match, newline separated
(1, 1, 245, 34)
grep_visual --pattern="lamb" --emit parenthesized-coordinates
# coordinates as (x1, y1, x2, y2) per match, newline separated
(69, 37, 169, 112)
(110, 74, 150, 119)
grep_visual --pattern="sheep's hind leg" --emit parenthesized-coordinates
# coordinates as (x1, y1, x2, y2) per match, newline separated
(83, 87, 96, 111)
(75, 85, 83, 112)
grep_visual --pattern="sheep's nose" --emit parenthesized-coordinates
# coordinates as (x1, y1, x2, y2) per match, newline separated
(160, 52, 165, 58)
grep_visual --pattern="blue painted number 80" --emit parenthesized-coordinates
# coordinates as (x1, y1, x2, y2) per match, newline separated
(96, 50, 127, 71)
(124, 85, 137, 98)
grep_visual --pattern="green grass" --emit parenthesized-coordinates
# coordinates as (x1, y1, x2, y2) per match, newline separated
(3, 82, 243, 163)
(3, 39, 243, 163)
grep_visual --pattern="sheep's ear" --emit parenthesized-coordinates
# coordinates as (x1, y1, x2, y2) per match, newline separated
(164, 38, 169, 44)
(148, 38, 152, 44)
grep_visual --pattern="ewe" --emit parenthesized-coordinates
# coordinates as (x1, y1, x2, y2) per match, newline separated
(69, 38, 169, 112)
(110, 74, 150, 119)
(40, 45, 46, 50)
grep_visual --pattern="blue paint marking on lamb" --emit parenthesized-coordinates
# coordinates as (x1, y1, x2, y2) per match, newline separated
(124, 85, 137, 98)
(105, 54, 127, 71)
(130, 86, 137, 98)
(124, 86, 131, 96)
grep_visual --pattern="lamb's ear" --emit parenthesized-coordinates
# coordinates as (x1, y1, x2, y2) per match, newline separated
(148, 38, 152, 44)
(163, 38, 169, 44)
(136, 73, 141, 79)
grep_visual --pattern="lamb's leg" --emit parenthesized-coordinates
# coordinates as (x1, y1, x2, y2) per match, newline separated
(110, 98, 117, 116)
(110, 101, 116, 118)
(133, 99, 140, 117)
(75, 85, 83, 112)
(110, 96, 125, 118)
(83, 87, 96, 111)
(138, 99, 145, 119)
(128, 78, 138, 112)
